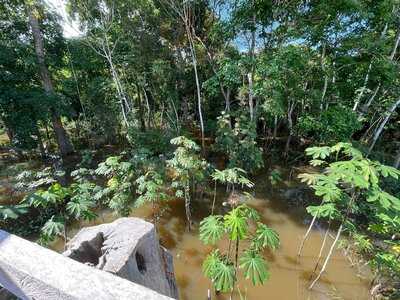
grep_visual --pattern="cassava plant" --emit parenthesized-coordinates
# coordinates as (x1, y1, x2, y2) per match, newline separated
(297, 142, 400, 291)
(200, 202, 279, 295)
(135, 170, 169, 226)
(23, 180, 98, 246)
(210, 167, 254, 214)
(95, 155, 136, 216)
(167, 136, 208, 230)
(215, 111, 263, 173)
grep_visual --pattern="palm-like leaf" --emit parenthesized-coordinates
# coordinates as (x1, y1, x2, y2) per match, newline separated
(305, 146, 331, 159)
(253, 223, 280, 250)
(202, 250, 221, 279)
(306, 203, 337, 218)
(66, 196, 94, 219)
(224, 206, 247, 241)
(212, 259, 236, 292)
(199, 215, 225, 245)
(243, 205, 260, 222)
(239, 250, 269, 286)
(41, 215, 65, 238)
(0, 204, 29, 220)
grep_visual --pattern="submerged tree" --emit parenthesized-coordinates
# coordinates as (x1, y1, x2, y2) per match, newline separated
(200, 202, 279, 295)
(167, 136, 207, 230)
(135, 170, 169, 226)
(298, 143, 400, 290)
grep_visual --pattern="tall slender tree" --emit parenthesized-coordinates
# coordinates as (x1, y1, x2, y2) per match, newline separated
(27, 1, 73, 156)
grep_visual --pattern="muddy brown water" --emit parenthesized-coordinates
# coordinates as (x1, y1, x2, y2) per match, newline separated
(50, 180, 371, 300)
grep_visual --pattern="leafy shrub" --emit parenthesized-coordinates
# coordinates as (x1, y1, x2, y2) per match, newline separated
(167, 136, 208, 229)
(215, 111, 263, 173)
(299, 142, 400, 290)
(200, 204, 279, 292)
(297, 106, 361, 143)
(127, 127, 173, 156)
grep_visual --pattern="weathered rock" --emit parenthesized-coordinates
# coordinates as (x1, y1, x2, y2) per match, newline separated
(0, 229, 172, 300)
(63, 218, 178, 299)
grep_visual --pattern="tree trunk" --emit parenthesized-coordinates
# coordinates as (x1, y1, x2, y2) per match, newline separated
(360, 23, 397, 113)
(311, 222, 331, 276)
(320, 75, 328, 111)
(393, 145, 400, 169)
(184, 184, 192, 231)
(142, 87, 152, 128)
(298, 214, 317, 257)
(35, 125, 46, 158)
(225, 89, 231, 112)
(248, 12, 256, 122)
(368, 99, 400, 154)
(4, 125, 14, 144)
(389, 28, 400, 60)
(273, 115, 278, 140)
(362, 83, 381, 112)
(136, 84, 146, 131)
(353, 61, 372, 111)
(309, 223, 343, 289)
(190, 40, 205, 150)
(105, 52, 129, 127)
(28, 4, 73, 157)
(284, 102, 295, 157)
(320, 44, 328, 111)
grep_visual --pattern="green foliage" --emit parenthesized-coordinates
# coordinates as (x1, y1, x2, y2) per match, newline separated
(21, 178, 99, 242)
(15, 167, 63, 191)
(211, 167, 254, 189)
(215, 112, 263, 173)
(297, 106, 361, 143)
(95, 156, 136, 216)
(127, 128, 172, 156)
(199, 215, 224, 245)
(300, 142, 400, 286)
(0, 204, 29, 220)
(239, 250, 270, 286)
(67, 182, 98, 220)
(224, 205, 248, 241)
(252, 223, 280, 250)
(202, 250, 236, 293)
(41, 215, 65, 240)
(269, 169, 282, 186)
(135, 170, 168, 209)
(167, 136, 208, 196)
(200, 204, 279, 293)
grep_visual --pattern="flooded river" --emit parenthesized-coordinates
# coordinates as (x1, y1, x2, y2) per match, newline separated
(50, 177, 371, 300)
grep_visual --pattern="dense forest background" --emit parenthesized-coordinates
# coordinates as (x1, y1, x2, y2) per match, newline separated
(1, 0, 399, 163)
(1, 0, 400, 299)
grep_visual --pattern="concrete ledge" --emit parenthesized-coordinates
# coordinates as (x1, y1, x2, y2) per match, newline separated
(0, 230, 172, 300)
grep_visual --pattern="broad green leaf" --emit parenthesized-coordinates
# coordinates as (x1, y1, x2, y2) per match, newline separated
(202, 250, 221, 279)
(224, 206, 248, 241)
(41, 215, 65, 238)
(306, 203, 337, 218)
(378, 164, 400, 179)
(310, 159, 326, 166)
(0, 204, 29, 220)
(297, 173, 319, 185)
(298, 173, 318, 185)
(199, 215, 225, 245)
(305, 146, 331, 159)
(239, 250, 269, 286)
(253, 223, 280, 250)
(212, 259, 235, 292)
(367, 190, 400, 210)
